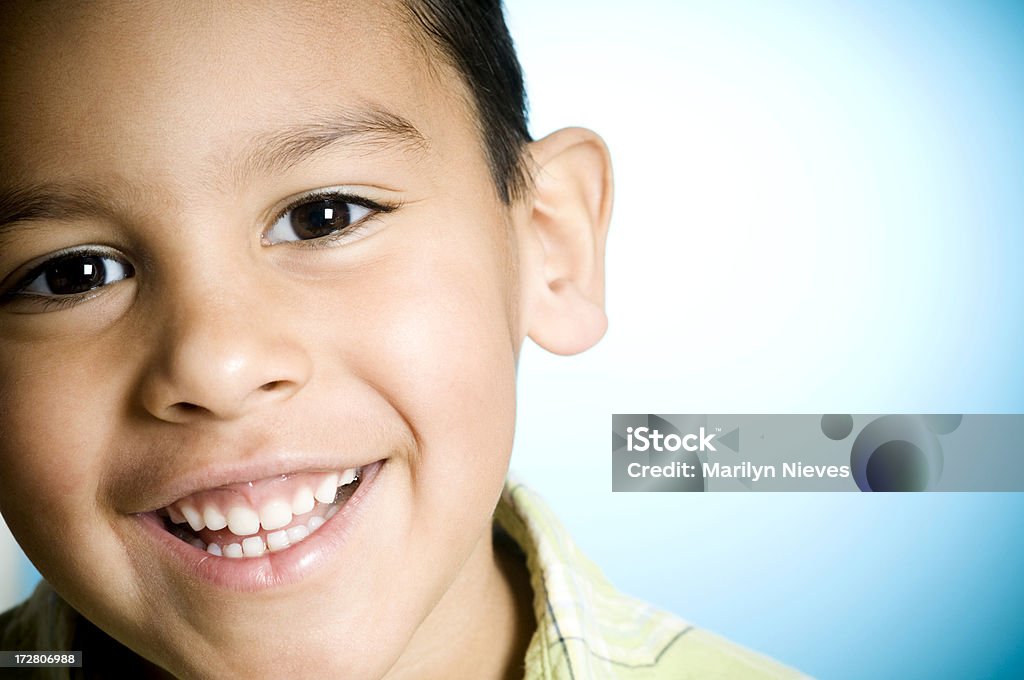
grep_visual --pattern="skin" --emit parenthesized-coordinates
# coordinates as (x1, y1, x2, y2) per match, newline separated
(0, 2, 611, 679)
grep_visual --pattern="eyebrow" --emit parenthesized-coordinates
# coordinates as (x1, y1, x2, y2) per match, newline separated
(234, 107, 429, 184)
(0, 107, 428, 239)
(0, 184, 112, 243)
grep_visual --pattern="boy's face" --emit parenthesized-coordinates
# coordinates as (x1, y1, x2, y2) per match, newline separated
(0, 2, 536, 677)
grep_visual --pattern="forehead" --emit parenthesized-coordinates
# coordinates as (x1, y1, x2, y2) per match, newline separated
(0, 0, 467, 189)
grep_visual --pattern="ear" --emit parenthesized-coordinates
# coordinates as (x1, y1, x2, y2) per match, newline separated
(517, 127, 613, 355)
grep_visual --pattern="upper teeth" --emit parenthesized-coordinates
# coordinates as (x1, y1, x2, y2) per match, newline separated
(203, 506, 228, 531)
(292, 487, 315, 515)
(314, 473, 340, 504)
(164, 467, 360, 536)
(226, 506, 261, 536)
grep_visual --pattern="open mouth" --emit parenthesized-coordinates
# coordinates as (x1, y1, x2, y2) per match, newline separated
(156, 467, 363, 558)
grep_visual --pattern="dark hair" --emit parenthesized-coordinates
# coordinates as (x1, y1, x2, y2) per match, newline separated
(402, 0, 532, 204)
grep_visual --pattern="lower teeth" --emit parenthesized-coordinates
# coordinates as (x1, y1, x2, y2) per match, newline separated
(206, 504, 336, 557)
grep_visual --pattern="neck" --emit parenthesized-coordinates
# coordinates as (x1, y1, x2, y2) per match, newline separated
(385, 526, 536, 680)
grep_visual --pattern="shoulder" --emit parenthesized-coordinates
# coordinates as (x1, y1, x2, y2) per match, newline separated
(1, 587, 43, 650)
(1, 583, 79, 680)
(644, 624, 810, 679)
(536, 576, 809, 680)
(495, 478, 809, 679)
(1, 581, 77, 658)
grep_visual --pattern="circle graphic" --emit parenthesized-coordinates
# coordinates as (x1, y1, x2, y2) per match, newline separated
(865, 440, 930, 492)
(850, 415, 943, 491)
(821, 414, 854, 440)
(923, 414, 963, 435)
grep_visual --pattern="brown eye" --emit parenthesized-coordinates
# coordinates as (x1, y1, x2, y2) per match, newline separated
(266, 196, 373, 244)
(22, 252, 134, 296)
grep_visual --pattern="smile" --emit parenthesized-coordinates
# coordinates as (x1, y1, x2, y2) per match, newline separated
(136, 458, 386, 591)
(158, 467, 362, 558)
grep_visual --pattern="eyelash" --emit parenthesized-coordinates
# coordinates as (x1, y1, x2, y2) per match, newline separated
(19, 294, 92, 313)
(0, 247, 132, 311)
(0, 190, 401, 311)
(268, 189, 401, 250)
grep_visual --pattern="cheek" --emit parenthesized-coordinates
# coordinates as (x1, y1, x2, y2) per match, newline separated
(316, 216, 517, 519)
(0, 341, 124, 566)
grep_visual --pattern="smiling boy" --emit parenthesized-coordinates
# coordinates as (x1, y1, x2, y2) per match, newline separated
(0, 2, 804, 679)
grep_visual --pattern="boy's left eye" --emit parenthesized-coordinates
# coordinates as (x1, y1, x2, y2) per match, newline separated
(265, 195, 378, 245)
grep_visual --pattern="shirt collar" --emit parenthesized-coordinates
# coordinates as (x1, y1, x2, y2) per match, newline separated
(493, 475, 691, 679)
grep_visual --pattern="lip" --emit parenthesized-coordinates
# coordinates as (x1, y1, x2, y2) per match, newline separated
(134, 458, 386, 592)
(133, 454, 378, 513)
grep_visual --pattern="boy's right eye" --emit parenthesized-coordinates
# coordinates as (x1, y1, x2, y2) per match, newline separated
(1, 249, 135, 308)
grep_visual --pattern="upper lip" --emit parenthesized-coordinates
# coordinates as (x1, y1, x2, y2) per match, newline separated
(128, 452, 380, 514)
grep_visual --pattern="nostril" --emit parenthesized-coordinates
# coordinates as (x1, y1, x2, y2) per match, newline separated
(260, 381, 285, 392)
(173, 402, 202, 412)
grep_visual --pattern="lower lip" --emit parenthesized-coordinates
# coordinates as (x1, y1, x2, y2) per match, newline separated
(135, 459, 386, 592)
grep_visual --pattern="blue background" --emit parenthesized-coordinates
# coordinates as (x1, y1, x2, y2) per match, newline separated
(505, 1, 1024, 679)
(3, 2, 1023, 678)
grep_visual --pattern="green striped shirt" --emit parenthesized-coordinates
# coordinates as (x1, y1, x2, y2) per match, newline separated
(496, 478, 811, 679)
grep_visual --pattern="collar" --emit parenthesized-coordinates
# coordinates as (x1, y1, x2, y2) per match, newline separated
(493, 476, 692, 679)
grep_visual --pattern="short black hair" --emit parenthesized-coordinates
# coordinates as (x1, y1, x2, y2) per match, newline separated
(402, 0, 532, 204)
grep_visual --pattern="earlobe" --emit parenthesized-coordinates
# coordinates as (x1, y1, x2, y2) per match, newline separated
(518, 127, 613, 356)
(527, 277, 609, 355)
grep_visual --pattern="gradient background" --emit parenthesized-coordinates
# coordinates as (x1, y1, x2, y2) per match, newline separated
(2, 1, 1024, 678)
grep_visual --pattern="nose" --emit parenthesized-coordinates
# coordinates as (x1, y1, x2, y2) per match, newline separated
(137, 277, 313, 424)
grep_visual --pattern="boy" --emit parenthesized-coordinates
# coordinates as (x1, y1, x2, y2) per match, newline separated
(0, 1, 804, 677)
